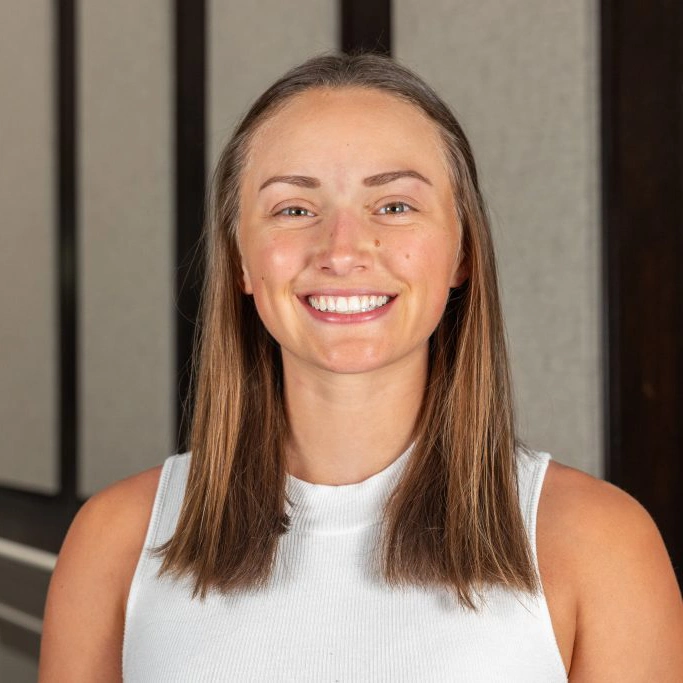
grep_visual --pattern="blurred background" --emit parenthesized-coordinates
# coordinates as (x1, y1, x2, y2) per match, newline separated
(0, 1, 680, 679)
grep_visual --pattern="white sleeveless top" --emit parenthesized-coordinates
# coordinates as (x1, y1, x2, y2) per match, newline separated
(122, 447, 567, 681)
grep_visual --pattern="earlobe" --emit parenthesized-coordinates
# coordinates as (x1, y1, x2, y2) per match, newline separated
(241, 265, 254, 295)
(450, 258, 470, 289)
(235, 228, 253, 294)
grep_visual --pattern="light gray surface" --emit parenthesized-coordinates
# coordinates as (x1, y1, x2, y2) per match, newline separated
(0, 0, 59, 493)
(395, 1, 602, 475)
(0, 538, 54, 682)
(0, 641, 38, 683)
(208, 0, 338, 168)
(78, 1, 174, 496)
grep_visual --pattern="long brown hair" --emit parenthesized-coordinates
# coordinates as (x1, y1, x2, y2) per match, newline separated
(155, 52, 538, 608)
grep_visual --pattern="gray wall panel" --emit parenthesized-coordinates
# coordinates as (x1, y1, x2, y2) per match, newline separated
(395, 1, 602, 474)
(78, 2, 174, 496)
(209, 0, 338, 167)
(0, 0, 58, 493)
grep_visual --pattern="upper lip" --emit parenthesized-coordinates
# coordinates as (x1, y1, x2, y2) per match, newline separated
(299, 289, 398, 298)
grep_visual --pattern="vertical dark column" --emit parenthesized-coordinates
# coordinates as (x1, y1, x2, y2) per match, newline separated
(341, 0, 392, 55)
(175, 0, 206, 453)
(58, 0, 78, 502)
(601, 1, 683, 584)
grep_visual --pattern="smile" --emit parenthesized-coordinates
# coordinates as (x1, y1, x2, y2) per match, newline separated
(307, 295, 392, 314)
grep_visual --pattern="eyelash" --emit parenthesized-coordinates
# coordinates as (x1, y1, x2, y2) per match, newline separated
(275, 201, 415, 218)
(376, 201, 414, 215)
(277, 207, 316, 218)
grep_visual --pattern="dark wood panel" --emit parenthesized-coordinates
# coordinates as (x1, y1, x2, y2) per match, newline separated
(0, 558, 51, 618)
(341, 0, 391, 55)
(57, 0, 78, 505)
(175, 0, 206, 453)
(0, 491, 79, 554)
(601, 0, 683, 584)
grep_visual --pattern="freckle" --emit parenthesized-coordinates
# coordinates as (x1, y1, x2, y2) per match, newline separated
(261, 276, 265, 281)
(374, 239, 381, 247)
(405, 253, 410, 259)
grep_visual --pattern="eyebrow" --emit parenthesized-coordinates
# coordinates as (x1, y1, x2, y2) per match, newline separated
(258, 175, 320, 191)
(258, 169, 432, 192)
(363, 170, 432, 187)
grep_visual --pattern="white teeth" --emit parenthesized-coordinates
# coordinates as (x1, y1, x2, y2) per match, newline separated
(307, 294, 391, 314)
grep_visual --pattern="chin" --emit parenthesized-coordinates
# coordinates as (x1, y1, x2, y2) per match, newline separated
(308, 344, 393, 375)
(320, 361, 387, 375)
(318, 357, 387, 376)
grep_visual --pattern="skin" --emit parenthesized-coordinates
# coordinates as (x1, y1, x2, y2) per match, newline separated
(39, 88, 683, 681)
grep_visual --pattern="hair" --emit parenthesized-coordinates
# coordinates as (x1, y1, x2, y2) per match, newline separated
(154, 51, 539, 608)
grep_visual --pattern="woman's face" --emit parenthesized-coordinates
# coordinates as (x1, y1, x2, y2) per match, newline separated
(238, 87, 468, 376)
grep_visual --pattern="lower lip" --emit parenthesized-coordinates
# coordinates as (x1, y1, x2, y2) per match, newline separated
(301, 296, 396, 323)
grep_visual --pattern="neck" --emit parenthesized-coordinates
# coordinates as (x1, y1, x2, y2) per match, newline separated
(282, 351, 427, 485)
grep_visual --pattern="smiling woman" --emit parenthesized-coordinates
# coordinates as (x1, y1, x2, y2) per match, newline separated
(39, 53, 683, 682)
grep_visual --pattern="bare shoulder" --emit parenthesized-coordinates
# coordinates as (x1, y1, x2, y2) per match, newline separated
(39, 464, 163, 682)
(540, 459, 677, 580)
(59, 463, 163, 606)
(538, 459, 683, 681)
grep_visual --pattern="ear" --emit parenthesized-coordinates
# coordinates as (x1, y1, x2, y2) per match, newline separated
(450, 253, 470, 289)
(241, 261, 254, 295)
(235, 228, 253, 294)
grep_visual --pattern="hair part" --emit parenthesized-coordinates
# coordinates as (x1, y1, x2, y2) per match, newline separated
(154, 51, 539, 608)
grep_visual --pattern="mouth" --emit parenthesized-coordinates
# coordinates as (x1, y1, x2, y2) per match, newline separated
(305, 294, 395, 314)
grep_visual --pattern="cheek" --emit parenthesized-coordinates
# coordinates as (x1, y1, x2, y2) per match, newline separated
(394, 236, 454, 280)
(247, 239, 301, 284)
(395, 238, 456, 307)
(245, 242, 305, 321)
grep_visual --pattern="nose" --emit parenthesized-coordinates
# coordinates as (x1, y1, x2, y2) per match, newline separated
(314, 209, 373, 276)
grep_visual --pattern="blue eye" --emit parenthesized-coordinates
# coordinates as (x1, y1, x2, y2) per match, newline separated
(278, 206, 315, 217)
(378, 202, 413, 215)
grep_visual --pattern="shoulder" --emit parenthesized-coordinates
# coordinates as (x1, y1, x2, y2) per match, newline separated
(539, 459, 673, 577)
(62, 463, 163, 610)
(39, 464, 163, 681)
(538, 458, 683, 680)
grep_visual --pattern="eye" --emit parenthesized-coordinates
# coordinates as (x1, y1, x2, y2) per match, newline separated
(276, 206, 316, 218)
(376, 201, 414, 216)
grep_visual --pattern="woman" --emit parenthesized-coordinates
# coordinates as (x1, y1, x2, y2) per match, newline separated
(40, 53, 682, 681)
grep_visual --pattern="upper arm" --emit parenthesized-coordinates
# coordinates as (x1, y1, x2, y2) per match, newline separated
(554, 468, 683, 681)
(38, 466, 161, 683)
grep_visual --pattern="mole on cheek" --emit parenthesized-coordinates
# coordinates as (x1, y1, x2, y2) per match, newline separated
(405, 253, 410, 259)
(374, 239, 381, 247)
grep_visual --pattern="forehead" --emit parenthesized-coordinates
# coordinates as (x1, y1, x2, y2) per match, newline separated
(243, 87, 450, 184)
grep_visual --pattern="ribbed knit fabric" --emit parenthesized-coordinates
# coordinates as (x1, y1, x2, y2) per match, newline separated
(122, 447, 567, 681)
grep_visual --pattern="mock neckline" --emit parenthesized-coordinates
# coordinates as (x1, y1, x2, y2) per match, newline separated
(284, 443, 415, 534)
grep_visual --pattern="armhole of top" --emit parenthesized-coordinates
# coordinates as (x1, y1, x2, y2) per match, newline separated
(520, 450, 569, 680)
(122, 454, 177, 638)
(520, 450, 551, 572)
